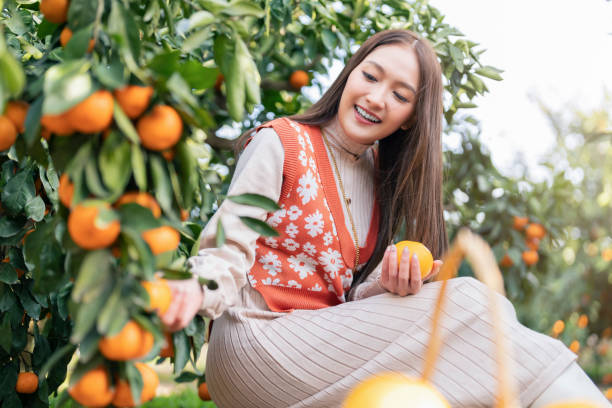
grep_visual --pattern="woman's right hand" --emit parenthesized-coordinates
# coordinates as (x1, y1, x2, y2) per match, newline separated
(160, 277, 204, 332)
(379, 245, 442, 297)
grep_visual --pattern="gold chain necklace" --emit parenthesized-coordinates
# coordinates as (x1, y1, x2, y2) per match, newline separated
(322, 133, 360, 269)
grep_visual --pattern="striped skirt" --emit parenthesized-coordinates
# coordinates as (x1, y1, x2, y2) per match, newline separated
(205, 277, 576, 407)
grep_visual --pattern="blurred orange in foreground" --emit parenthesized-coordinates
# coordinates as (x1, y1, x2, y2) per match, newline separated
(342, 373, 449, 408)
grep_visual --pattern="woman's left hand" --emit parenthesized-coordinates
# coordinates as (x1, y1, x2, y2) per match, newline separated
(380, 245, 443, 296)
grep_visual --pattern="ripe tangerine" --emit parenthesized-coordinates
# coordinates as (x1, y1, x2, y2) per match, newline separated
(15, 372, 38, 394)
(67, 203, 120, 250)
(525, 223, 546, 240)
(289, 70, 309, 90)
(65, 90, 114, 134)
(114, 85, 154, 119)
(137, 105, 183, 151)
(112, 362, 159, 407)
(59, 27, 95, 52)
(116, 191, 161, 218)
(39, 0, 69, 24)
(98, 320, 153, 361)
(512, 216, 529, 230)
(198, 381, 211, 401)
(0, 115, 17, 151)
(394, 241, 434, 278)
(5, 101, 29, 133)
(142, 277, 172, 315)
(68, 366, 114, 407)
(141, 225, 180, 255)
(58, 173, 75, 208)
(41, 112, 73, 136)
(522, 250, 539, 266)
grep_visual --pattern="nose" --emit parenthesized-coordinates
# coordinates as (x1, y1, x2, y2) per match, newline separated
(365, 85, 385, 110)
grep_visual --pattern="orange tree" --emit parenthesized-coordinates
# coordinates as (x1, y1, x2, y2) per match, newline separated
(0, 0, 501, 406)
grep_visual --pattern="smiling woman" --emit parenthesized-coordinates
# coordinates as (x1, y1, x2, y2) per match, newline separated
(160, 29, 609, 407)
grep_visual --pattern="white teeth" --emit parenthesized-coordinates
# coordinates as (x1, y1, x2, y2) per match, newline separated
(355, 106, 381, 123)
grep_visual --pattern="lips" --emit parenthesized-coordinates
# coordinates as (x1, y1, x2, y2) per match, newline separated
(354, 105, 381, 124)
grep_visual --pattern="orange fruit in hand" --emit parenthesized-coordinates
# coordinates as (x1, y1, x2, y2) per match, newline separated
(343, 373, 449, 408)
(116, 191, 161, 218)
(68, 366, 114, 407)
(5, 101, 29, 133)
(58, 173, 75, 208)
(114, 85, 154, 119)
(67, 203, 120, 249)
(41, 112, 73, 136)
(15, 372, 38, 394)
(39, 0, 69, 24)
(137, 105, 183, 151)
(289, 70, 309, 90)
(525, 223, 546, 239)
(198, 381, 211, 401)
(160, 331, 174, 358)
(112, 362, 159, 407)
(512, 216, 529, 231)
(141, 225, 180, 255)
(522, 250, 539, 266)
(59, 27, 95, 52)
(65, 90, 114, 133)
(142, 277, 172, 314)
(394, 241, 434, 278)
(0, 115, 18, 151)
(99, 320, 153, 361)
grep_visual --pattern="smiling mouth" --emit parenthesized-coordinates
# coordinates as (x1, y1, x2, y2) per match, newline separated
(355, 105, 381, 123)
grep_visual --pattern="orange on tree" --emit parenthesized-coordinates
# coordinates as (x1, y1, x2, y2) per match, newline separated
(142, 277, 172, 315)
(577, 314, 588, 329)
(98, 320, 153, 361)
(115, 191, 161, 218)
(67, 203, 120, 250)
(41, 112, 73, 136)
(180, 208, 189, 221)
(59, 27, 95, 52)
(289, 70, 309, 90)
(500, 254, 513, 268)
(525, 223, 546, 240)
(65, 90, 114, 133)
(68, 366, 114, 407)
(605, 387, 612, 401)
(141, 225, 180, 255)
(161, 148, 175, 161)
(526, 237, 540, 251)
(0, 115, 18, 151)
(160, 331, 174, 358)
(214, 73, 224, 91)
(4, 101, 29, 133)
(112, 362, 159, 407)
(512, 215, 529, 231)
(602, 248, 612, 262)
(114, 85, 154, 119)
(39, 0, 69, 24)
(552, 320, 565, 336)
(58, 173, 75, 208)
(394, 241, 434, 278)
(137, 105, 183, 151)
(198, 381, 211, 401)
(15, 372, 38, 394)
(569, 340, 580, 354)
(343, 372, 449, 408)
(522, 250, 539, 266)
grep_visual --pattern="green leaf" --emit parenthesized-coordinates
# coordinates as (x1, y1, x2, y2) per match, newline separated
(92, 56, 127, 89)
(182, 27, 213, 54)
(1, 169, 36, 215)
(228, 193, 280, 212)
(23, 97, 43, 147)
(448, 44, 464, 72)
(113, 101, 140, 143)
(0, 217, 24, 238)
(475, 65, 503, 81)
(179, 61, 218, 90)
(84, 158, 109, 198)
(131, 144, 147, 191)
(72, 250, 113, 303)
(223, 0, 265, 17)
(239, 216, 279, 236)
(0, 264, 18, 285)
(216, 219, 225, 248)
(0, 49, 25, 98)
(70, 280, 112, 343)
(172, 330, 190, 374)
(68, 0, 98, 31)
(99, 133, 132, 198)
(64, 25, 95, 58)
(0, 316, 13, 354)
(97, 283, 128, 335)
(150, 155, 173, 216)
(43, 59, 93, 115)
(117, 203, 161, 232)
(321, 29, 338, 52)
(174, 371, 200, 383)
(14, 284, 41, 319)
(25, 196, 46, 222)
(167, 72, 198, 106)
(126, 362, 143, 405)
(0, 283, 17, 311)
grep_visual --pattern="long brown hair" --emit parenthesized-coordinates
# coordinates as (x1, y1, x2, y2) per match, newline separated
(239, 29, 448, 288)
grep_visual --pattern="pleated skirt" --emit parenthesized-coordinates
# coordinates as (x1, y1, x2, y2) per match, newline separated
(205, 277, 576, 407)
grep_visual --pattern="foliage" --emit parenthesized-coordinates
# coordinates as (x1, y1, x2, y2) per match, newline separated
(0, 0, 500, 405)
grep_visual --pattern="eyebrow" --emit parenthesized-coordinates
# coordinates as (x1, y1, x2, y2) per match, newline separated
(363, 60, 417, 94)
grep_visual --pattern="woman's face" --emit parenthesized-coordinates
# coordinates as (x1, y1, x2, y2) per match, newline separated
(337, 43, 420, 145)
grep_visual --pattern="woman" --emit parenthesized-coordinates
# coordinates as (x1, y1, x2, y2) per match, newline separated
(161, 30, 610, 407)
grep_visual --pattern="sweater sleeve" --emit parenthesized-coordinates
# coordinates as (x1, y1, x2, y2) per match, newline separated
(188, 128, 284, 319)
(348, 261, 387, 301)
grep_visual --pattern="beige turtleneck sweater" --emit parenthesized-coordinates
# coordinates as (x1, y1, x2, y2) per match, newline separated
(188, 118, 387, 319)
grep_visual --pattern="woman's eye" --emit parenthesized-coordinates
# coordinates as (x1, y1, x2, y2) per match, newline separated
(394, 92, 408, 103)
(362, 71, 376, 81)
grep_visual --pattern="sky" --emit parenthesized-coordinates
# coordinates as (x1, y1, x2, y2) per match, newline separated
(428, 0, 612, 178)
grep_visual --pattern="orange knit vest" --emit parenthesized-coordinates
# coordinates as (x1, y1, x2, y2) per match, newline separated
(247, 118, 379, 312)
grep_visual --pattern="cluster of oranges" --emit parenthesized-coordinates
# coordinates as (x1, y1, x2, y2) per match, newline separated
(0, 100, 28, 151)
(500, 216, 546, 268)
